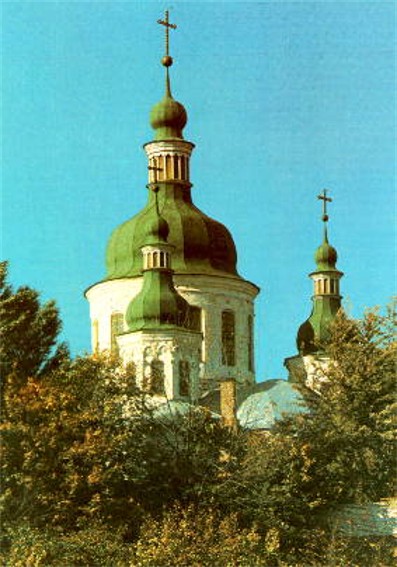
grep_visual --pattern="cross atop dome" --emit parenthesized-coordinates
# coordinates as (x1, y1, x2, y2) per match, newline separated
(317, 189, 332, 242)
(157, 10, 177, 68)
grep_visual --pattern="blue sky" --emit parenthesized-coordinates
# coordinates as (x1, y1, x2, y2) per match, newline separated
(2, 1, 395, 380)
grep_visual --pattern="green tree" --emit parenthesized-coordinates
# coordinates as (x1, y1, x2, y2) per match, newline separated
(215, 304, 396, 564)
(0, 261, 68, 383)
(2, 265, 395, 566)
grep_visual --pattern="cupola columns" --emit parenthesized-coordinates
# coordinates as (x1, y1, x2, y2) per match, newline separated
(145, 140, 194, 186)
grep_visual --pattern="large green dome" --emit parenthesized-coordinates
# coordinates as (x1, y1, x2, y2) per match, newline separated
(105, 184, 239, 280)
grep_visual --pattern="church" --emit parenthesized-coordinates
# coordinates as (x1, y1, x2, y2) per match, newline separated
(85, 12, 343, 430)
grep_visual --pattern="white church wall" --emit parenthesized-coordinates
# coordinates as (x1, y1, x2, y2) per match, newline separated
(86, 273, 258, 393)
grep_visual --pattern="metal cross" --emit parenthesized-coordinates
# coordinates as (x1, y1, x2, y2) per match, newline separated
(148, 165, 163, 183)
(317, 189, 332, 221)
(157, 10, 177, 58)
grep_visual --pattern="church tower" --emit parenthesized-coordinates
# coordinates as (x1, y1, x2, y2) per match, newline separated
(85, 12, 259, 397)
(284, 190, 343, 389)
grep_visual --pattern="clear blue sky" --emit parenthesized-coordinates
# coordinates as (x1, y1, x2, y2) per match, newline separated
(3, 1, 395, 380)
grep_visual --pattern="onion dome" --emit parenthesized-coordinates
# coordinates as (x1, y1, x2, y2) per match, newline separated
(150, 70, 187, 140)
(314, 228, 338, 271)
(125, 192, 200, 333)
(125, 269, 193, 331)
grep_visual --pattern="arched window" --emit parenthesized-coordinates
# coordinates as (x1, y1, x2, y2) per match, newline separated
(153, 251, 159, 267)
(110, 313, 124, 354)
(222, 310, 235, 366)
(179, 360, 190, 397)
(150, 359, 165, 395)
(248, 314, 254, 372)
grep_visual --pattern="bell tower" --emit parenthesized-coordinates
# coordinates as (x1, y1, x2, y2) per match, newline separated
(284, 190, 343, 389)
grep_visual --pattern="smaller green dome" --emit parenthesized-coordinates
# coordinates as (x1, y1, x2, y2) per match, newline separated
(126, 271, 192, 331)
(314, 229, 338, 271)
(149, 68, 187, 140)
(315, 241, 337, 270)
(150, 94, 187, 140)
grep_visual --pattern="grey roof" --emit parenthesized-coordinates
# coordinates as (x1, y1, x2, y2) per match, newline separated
(237, 379, 307, 430)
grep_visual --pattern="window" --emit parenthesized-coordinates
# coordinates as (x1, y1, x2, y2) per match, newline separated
(222, 310, 235, 366)
(248, 314, 254, 372)
(150, 359, 165, 395)
(179, 360, 190, 397)
(110, 313, 124, 354)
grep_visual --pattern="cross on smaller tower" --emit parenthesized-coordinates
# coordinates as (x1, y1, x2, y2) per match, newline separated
(148, 164, 163, 183)
(318, 189, 332, 222)
(157, 10, 177, 67)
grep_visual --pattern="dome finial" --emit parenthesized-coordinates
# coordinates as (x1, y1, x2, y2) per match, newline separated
(157, 10, 177, 95)
(150, 10, 187, 139)
(317, 189, 332, 243)
(314, 189, 338, 271)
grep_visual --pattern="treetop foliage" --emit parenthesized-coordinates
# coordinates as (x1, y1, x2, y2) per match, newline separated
(1, 266, 395, 566)
(0, 261, 69, 382)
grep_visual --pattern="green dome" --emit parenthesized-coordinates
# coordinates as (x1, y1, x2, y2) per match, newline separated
(314, 240, 338, 271)
(297, 297, 341, 355)
(126, 270, 192, 331)
(143, 207, 170, 245)
(105, 184, 239, 280)
(150, 94, 187, 140)
(314, 228, 338, 272)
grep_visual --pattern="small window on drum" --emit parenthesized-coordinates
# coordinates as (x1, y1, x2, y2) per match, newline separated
(248, 314, 254, 372)
(150, 359, 165, 395)
(222, 310, 235, 367)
